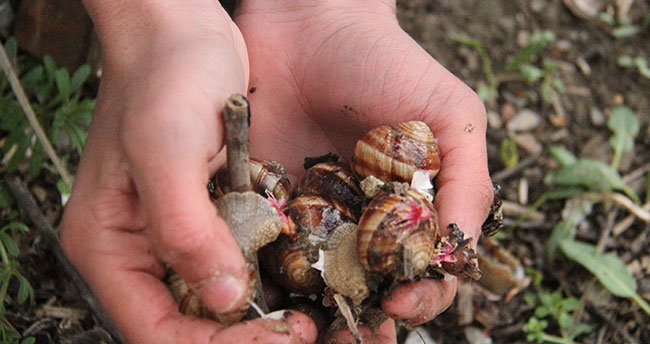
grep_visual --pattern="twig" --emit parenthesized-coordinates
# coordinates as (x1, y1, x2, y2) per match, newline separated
(0, 42, 73, 188)
(613, 201, 650, 236)
(223, 94, 251, 192)
(596, 209, 618, 253)
(4, 175, 125, 344)
(581, 193, 650, 223)
(622, 162, 650, 184)
(502, 200, 545, 221)
(491, 152, 541, 182)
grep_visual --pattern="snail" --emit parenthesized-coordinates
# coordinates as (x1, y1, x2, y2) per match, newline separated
(293, 161, 364, 220)
(209, 159, 292, 202)
(351, 121, 441, 184)
(262, 194, 355, 294)
(356, 182, 438, 281)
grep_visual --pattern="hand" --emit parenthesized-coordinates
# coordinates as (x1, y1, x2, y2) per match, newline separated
(234, 0, 493, 341)
(60, 1, 315, 342)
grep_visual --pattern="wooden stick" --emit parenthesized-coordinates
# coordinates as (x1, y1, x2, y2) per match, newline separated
(4, 175, 125, 344)
(0, 43, 73, 189)
(222, 94, 251, 192)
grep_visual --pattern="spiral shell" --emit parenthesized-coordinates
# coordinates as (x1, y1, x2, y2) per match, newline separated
(357, 183, 439, 280)
(294, 162, 364, 219)
(285, 195, 355, 242)
(210, 159, 291, 201)
(351, 121, 441, 183)
(262, 240, 325, 294)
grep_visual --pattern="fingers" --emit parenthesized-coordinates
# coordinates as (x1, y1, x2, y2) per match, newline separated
(120, 92, 249, 314)
(324, 318, 396, 344)
(427, 92, 494, 246)
(382, 278, 457, 325)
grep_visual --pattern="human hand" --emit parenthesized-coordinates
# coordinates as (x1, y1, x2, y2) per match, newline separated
(234, 0, 493, 341)
(60, 1, 315, 342)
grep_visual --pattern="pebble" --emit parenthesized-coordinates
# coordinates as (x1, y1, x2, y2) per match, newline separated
(590, 106, 605, 126)
(500, 103, 516, 122)
(404, 327, 437, 344)
(487, 110, 503, 129)
(514, 133, 543, 155)
(464, 326, 493, 344)
(507, 109, 541, 133)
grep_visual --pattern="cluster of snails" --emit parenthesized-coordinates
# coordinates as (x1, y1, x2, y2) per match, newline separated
(167, 120, 487, 335)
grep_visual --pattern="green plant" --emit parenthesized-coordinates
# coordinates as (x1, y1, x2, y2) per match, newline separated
(598, 11, 643, 38)
(450, 30, 561, 104)
(499, 138, 519, 169)
(617, 55, 650, 80)
(0, 222, 34, 343)
(0, 38, 94, 180)
(522, 273, 592, 344)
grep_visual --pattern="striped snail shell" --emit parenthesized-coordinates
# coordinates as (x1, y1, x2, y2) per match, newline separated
(357, 183, 439, 280)
(351, 121, 441, 183)
(294, 161, 364, 220)
(262, 194, 355, 294)
(210, 159, 291, 201)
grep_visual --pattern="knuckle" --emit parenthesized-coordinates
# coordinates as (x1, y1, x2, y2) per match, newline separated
(154, 212, 213, 259)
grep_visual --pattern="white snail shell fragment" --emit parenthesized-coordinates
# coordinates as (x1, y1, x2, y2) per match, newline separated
(351, 121, 441, 183)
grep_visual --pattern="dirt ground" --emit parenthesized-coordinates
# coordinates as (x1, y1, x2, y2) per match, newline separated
(3, 0, 650, 343)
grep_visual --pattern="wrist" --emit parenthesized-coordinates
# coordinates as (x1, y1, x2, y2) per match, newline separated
(84, 0, 235, 69)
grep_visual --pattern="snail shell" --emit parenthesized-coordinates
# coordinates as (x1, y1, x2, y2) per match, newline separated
(294, 162, 364, 220)
(351, 121, 441, 183)
(262, 240, 325, 294)
(210, 159, 292, 201)
(357, 183, 438, 280)
(322, 223, 369, 305)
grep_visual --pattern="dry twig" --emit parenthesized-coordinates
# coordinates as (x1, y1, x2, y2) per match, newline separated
(0, 43, 73, 188)
(4, 175, 124, 344)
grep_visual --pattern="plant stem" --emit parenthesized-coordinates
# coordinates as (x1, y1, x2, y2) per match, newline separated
(0, 42, 73, 188)
(0, 241, 11, 319)
(222, 94, 251, 192)
(540, 333, 575, 344)
(630, 293, 650, 316)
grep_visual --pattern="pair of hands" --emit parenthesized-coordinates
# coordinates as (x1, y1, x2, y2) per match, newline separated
(60, 0, 493, 343)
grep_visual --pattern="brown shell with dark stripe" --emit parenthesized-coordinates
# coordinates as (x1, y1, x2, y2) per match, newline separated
(210, 159, 291, 201)
(262, 195, 354, 293)
(357, 183, 439, 280)
(294, 162, 364, 220)
(351, 121, 441, 183)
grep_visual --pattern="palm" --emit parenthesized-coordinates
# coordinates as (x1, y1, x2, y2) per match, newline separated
(236, 4, 451, 178)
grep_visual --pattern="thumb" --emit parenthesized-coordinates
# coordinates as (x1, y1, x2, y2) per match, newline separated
(124, 114, 248, 314)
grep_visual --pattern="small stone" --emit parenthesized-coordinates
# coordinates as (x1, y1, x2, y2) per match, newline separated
(499, 103, 516, 122)
(31, 185, 47, 203)
(464, 326, 493, 344)
(590, 106, 605, 126)
(487, 110, 503, 129)
(405, 327, 437, 344)
(507, 109, 541, 133)
(518, 178, 529, 205)
(549, 113, 568, 127)
(513, 133, 543, 155)
(562, 0, 604, 20)
(613, 93, 625, 105)
(531, 0, 546, 12)
(516, 30, 530, 48)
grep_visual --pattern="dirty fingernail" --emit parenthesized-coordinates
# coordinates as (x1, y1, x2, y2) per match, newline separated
(196, 274, 246, 313)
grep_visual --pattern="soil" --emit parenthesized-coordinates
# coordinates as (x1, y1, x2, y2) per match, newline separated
(3, 0, 649, 343)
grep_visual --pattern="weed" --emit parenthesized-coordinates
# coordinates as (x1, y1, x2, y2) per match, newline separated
(617, 55, 650, 80)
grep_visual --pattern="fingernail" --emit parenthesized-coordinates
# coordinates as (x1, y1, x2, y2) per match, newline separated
(196, 273, 246, 313)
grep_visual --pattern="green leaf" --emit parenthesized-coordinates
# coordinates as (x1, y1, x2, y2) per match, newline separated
(54, 68, 71, 101)
(545, 159, 639, 202)
(617, 55, 634, 67)
(612, 25, 640, 38)
(504, 30, 555, 71)
(1, 223, 30, 233)
(499, 138, 519, 168)
(559, 240, 636, 298)
(558, 312, 573, 329)
(0, 232, 19, 257)
(634, 57, 650, 78)
(519, 64, 543, 83)
(548, 146, 577, 167)
(16, 275, 33, 304)
(21, 337, 36, 344)
(607, 106, 639, 158)
(43, 56, 56, 81)
(476, 84, 493, 102)
(547, 220, 575, 261)
(0, 183, 14, 208)
(4, 37, 17, 61)
(57, 179, 71, 196)
(70, 64, 91, 93)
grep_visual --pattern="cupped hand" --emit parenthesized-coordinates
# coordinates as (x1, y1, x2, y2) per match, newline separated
(60, 2, 315, 343)
(235, 0, 493, 341)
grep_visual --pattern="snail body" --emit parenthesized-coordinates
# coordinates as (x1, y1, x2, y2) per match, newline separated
(357, 183, 439, 280)
(351, 121, 441, 183)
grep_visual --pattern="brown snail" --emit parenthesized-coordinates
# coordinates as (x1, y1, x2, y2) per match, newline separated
(357, 182, 439, 281)
(209, 159, 292, 202)
(293, 161, 364, 219)
(351, 121, 441, 183)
